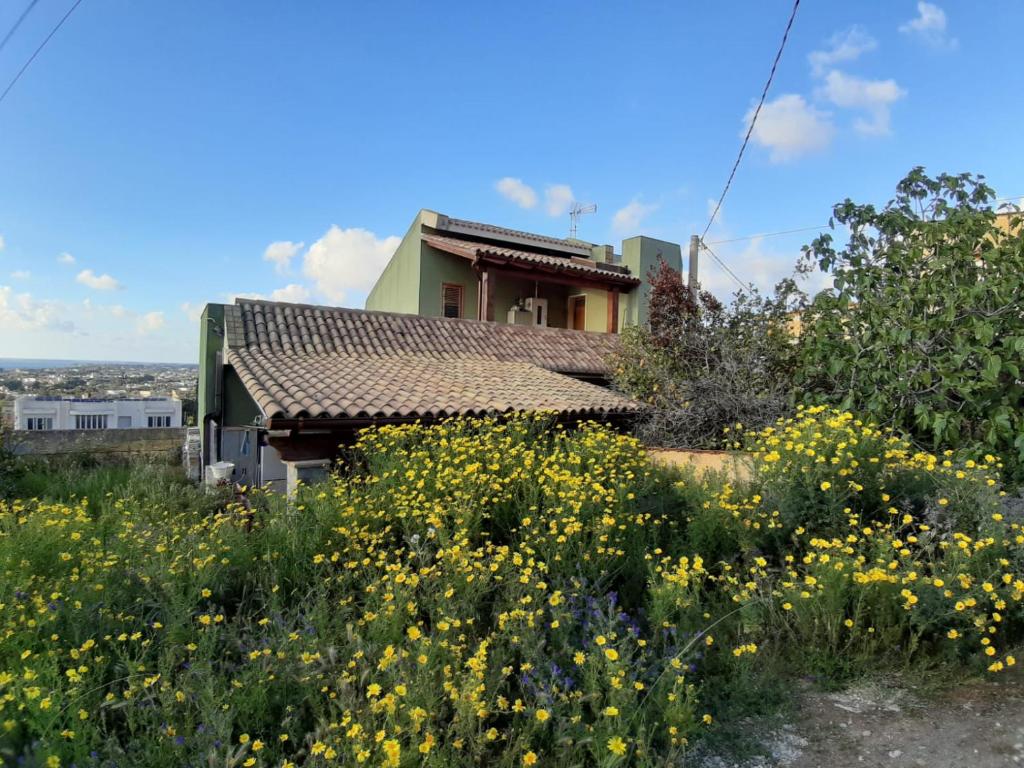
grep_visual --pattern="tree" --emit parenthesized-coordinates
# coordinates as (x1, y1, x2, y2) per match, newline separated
(613, 258, 802, 448)
(797, 167, 1024, 469)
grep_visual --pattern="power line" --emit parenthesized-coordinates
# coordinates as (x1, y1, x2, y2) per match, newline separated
(0, 0, 84, 108)
(705, 223, 828, 246)
(0, 0, 42, 56)
(701, 0, 800, 243)
(709, 198, 1023, 247)
(700, 242, 753, 293)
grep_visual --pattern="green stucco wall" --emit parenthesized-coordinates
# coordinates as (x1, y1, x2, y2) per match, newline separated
(620, 236, 682, 328)
(365, 216, 424, 315)
(223, 366, 262, 427)
(492, 274, 570, 327)
(364, 210, 681, 333)
(198, 303, 224, 447)
(419, 246, 480, 318)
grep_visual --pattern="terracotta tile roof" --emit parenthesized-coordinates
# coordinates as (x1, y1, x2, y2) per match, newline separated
(224, 300, 640, 424)
(228, 348, 639, 421)
(228, 300, 619, 376)
(422, 234, 641, 286)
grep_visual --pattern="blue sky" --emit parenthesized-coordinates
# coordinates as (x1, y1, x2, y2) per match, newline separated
(1, 1, 1021, 363)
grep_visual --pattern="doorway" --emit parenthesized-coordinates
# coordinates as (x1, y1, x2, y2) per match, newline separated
(569, 295, 586, 330)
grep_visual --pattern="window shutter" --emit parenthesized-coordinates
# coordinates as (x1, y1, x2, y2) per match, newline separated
(442, 283, 463, 319)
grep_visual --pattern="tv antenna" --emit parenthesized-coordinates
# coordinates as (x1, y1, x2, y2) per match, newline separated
(569, 202, 597, 240)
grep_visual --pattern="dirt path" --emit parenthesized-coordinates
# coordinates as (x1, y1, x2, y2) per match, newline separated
(699, 667, 1024, 767)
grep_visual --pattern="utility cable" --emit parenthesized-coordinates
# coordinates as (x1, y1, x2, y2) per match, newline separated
(0, 0, 42, 56)
(700, 242, 753, 293)
(702, 0, 800, 242)
(705, 223, 827, 246)
(0, 0, 84, 108)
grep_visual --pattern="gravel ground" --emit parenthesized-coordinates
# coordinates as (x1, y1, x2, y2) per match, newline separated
(695, 666, 1024, 768)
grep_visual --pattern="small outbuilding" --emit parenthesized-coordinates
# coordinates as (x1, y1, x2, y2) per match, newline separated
(198, 299, 640, 493)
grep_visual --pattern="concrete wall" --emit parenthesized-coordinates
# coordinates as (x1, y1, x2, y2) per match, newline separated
(8, 427, 187, 462)
(646, 448, 753, 481)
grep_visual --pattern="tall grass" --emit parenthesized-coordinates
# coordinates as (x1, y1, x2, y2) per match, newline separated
(0, 410, 1020, 768)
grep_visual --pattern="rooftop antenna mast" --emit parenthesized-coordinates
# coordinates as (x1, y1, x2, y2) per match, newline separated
(569, 202, 597, 240)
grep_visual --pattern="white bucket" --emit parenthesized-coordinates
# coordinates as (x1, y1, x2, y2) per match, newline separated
(208, 461, 235, 481)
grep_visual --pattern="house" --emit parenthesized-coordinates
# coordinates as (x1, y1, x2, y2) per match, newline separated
(13, 395, 182, 431)
(365, 210, 683, 332)
(197, 299, 641, 494)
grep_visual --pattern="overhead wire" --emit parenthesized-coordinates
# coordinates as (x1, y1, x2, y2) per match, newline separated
(700, 0, 800, 244)
(700, 242, 753, 293)
(707, 197, 1023, 249)
(0, 0, 84, 108)
(0, 0, 42, 57)
(704, 223, 828, 246)
(694, 0, 800, 294)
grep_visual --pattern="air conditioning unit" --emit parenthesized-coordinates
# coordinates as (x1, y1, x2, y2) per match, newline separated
(524, 297, 548, 327)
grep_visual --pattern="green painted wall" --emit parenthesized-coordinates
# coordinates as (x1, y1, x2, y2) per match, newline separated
(491, 274, 570, 327)
(365, 215, 424, 315)
(620, 236, 682, 328)
(223, 367, 262, 427)
(197, 303, 224, 447)
(418, 246, 480, 318)
(364, 210, 682, 333)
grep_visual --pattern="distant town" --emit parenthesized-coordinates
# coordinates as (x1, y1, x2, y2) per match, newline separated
(0, 359, 198, 428)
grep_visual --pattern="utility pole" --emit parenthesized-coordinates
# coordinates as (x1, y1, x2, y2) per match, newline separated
(688, 235, 700, 294)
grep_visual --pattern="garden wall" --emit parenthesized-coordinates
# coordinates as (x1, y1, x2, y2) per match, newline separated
(646, 448, 753, 481)
(8, 427, 186, 463)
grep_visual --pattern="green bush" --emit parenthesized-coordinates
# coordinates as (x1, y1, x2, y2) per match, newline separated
(797, 167, 1024, 481)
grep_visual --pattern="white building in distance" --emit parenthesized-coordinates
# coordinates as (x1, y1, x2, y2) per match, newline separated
(13, 395, 182, 431)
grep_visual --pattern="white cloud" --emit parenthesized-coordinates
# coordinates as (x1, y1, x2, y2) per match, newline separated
(0, 235, 5, 251)
(302, 226, 402, 304)
(180, 302, 204, 323)
(76, 268, 122, 291)
(900, 2, 957, 48)
(136, 311, 165, 334)
(544, 184, 575, 217)
(269, 283, 311, 303)
(0, 285, 75, 333)
(263, 240, 304, 273)
(745, 94, 835, 163)
(612, 200, 658, 234)
(808, 26, 877, 76)
(818, 70, 906, 136)
(495, 177, 538, 209)
(57, 252, 75, 265)
(10, 270, 30, 280)
(228, 284, 311, 304)
(108, 304, 129, 318)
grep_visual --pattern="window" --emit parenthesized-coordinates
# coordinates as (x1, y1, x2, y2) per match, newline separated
(442, 283, 463, 319)
(26, 417, 53, 431)
(74, 414, 108, 430)
(148, 415, 171, 428)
